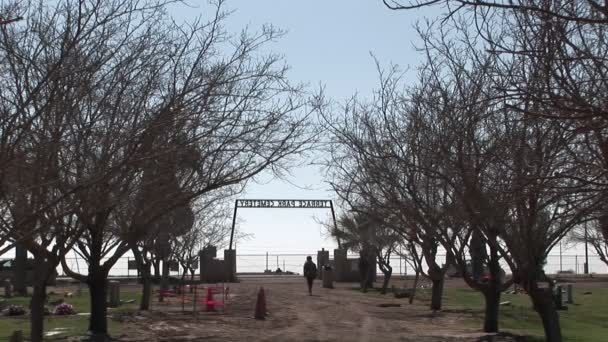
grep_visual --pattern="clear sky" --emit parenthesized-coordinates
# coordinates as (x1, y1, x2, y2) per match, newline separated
(168, 0, 435, 255)
(2, 1, 601, 274)
(168, 2, 598, 272)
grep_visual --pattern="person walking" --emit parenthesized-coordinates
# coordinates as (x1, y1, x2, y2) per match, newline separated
(303, 256, 317, 296)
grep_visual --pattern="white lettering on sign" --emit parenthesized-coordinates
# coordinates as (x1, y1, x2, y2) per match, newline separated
(237, 200, 331, 208)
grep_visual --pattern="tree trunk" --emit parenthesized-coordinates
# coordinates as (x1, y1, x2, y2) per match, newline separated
(470, 230, 487, 281)
(430, 277, 444, 311)
(30, 281, 47, 342)
(140, 268, 152, 310)
(361, 271, 370, 293)
(380, 269, 392, 294)
(30, 256, 57, 342)
(131, 247, 152, 311)
(482, 288, 500, 333)
(87, 267, 109, 339)
(368, 250, 376, 285)
(153, 260, 160, 280)
(483, 240, 501, 333)
(161, 259, 170, 291)
(530, 287, 562, 342)
(159, 259, 170, 302)
(180, 263, 187, 283)
(14, 243, 27, 296)
(409, 270, 420, 304)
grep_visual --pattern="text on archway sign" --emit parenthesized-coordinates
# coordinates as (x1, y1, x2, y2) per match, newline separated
(236, 199, 331, 208)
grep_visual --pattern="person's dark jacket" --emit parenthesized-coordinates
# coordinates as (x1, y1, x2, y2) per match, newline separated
(303, 260, 317, 279)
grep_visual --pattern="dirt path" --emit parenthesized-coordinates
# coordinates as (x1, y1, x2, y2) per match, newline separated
(117, 279, 513, 342)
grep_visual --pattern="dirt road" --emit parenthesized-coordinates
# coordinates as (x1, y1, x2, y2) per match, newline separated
(118, 278, 511, 342)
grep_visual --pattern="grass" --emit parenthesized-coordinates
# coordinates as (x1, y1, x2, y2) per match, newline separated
(0, 285, 141, 341)
(441, 287, 608, 342)
(353, 284, 608, 341)
(444, 288, 608, 342)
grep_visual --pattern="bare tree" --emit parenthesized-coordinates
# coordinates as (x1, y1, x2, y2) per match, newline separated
(416, 16, 594, 340)
(172, 206, 232, 283)
(46, 0, 315, 338)
(0, 1, 143, 339)
(321, 65, 453, 310)
(1, 0, 315, 339)
(383, 0, 608, 26)
(331, 210, 399, 294)
(0, 1, 23, 26)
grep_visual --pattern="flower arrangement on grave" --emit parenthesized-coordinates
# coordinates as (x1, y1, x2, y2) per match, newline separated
(53, 303, 77, 315)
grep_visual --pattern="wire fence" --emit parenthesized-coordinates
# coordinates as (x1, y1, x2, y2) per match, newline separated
(2, 252, 606, 279)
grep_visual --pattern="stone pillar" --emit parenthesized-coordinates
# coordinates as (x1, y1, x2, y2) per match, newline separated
(199, 250, 206, 282)
(108, 280, 120, 307)
(334, 249, 347, 282)
(14, 243, 27, 296)
(566, 284, 574, 304)
(199, 246, 217, 282)
(317, 249, 329, 279)
(224, 249, 236, 282)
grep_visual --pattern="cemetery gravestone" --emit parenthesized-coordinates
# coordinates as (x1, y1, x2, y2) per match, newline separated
(9, 330, 23, 342)
(554, 286, 567, 310)
(4, 278, 13, 298)
(108, 281, 120, 307)
(566, 284, 573, 304)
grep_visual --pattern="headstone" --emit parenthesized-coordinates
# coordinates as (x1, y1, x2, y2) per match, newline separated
(566, 284, 573, 303)
(9, 330, 23, 342)
(554, 286, 567, 310)
(108, 281, 120, 307)
(4, 279, 13, 298)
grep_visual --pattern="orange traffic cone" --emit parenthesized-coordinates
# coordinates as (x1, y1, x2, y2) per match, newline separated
(206, 287, 215, 312)
(254, 287, 267, 320)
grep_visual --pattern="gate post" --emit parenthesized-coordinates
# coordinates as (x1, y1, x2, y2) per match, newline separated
(317, 249, 329, 279)
(229, 200, 238, 250)
(224, 249, 237, 282)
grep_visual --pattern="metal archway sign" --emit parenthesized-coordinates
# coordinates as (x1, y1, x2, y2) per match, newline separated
(228, 199, 339, 250)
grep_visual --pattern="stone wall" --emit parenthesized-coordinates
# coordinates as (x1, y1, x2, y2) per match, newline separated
(199, 246, 236, 283)
(321, 248, 376, 283)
